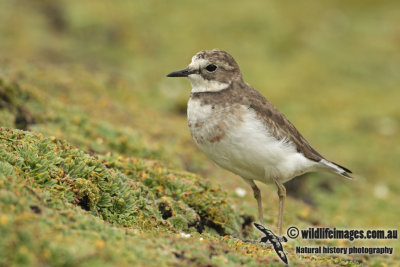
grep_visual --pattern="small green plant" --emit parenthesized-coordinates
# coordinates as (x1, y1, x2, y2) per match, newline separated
(0, 128, 243, 233)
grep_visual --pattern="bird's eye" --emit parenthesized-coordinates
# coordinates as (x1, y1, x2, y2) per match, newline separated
(205, 64, 217, 72)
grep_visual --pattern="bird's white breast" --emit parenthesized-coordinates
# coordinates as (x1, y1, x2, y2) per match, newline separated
(187, 98, 318, 184)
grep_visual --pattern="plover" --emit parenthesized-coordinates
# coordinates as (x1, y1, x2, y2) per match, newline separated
(167, 49, 352, 235)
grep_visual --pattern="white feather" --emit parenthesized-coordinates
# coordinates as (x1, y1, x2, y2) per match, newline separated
(187, 74, 229, 93)
(187, 98, 319, 184)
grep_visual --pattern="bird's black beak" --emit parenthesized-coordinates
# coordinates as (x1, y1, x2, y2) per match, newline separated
(166, 67, 194, 77)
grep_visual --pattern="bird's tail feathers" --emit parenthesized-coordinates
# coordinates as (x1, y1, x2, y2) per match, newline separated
(319, 159, 353, 179)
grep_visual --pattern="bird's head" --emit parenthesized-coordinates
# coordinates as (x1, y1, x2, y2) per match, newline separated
(167, 49, 243, 92)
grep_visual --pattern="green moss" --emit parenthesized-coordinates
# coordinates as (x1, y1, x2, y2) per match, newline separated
(0, 1, 398, 265)
(167, 215, 188, 231)
(0, 129, 265, 266)
(0, 128, 243, 234)
(0, 78, 38, 130)
(0, 128, 368, 266)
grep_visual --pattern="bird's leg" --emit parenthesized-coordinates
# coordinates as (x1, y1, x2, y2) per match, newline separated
(244, 179, 264, 224)
(273, 177, 286, 236)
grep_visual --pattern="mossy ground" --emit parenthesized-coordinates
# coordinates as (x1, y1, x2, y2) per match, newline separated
(0, 1, 399, 266)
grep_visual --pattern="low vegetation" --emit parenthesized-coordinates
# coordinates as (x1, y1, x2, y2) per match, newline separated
(1, 1, 399, 266)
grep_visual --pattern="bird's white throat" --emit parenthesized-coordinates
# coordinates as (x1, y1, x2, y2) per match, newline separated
(187, 74, 229, 93)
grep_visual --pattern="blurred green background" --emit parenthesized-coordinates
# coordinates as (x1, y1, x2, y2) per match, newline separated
(0, 0, 399, 266)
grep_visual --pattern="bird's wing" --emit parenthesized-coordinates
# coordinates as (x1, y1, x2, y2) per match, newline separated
(243, 85, 324, 162)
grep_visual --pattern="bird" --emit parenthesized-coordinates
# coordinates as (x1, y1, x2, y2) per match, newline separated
(166, 49, 352, 235)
